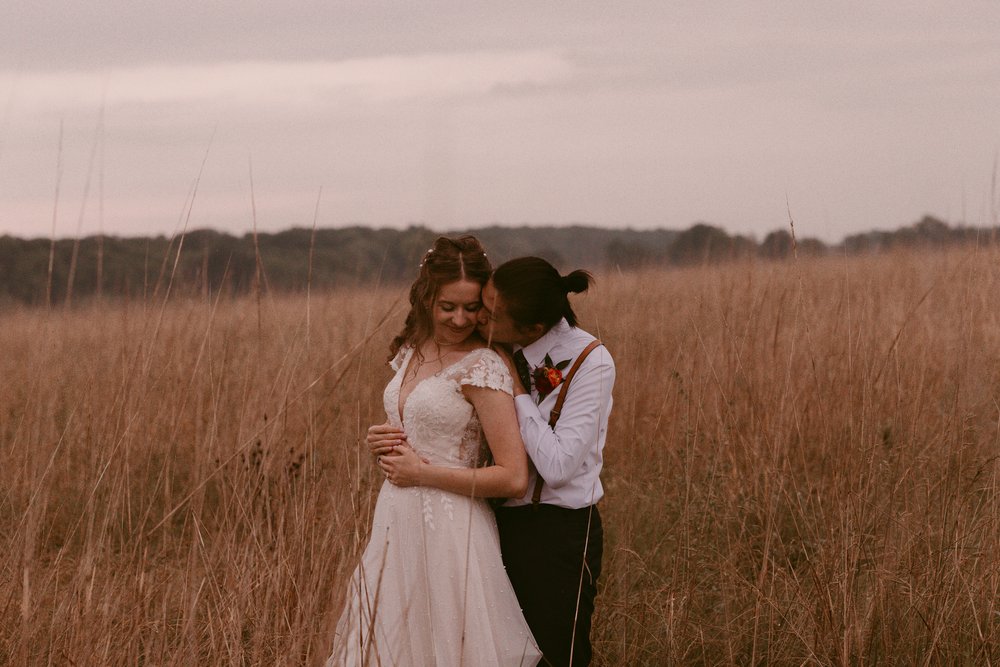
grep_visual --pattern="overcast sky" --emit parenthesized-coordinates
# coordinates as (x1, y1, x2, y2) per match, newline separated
(1, 1, 998, 242)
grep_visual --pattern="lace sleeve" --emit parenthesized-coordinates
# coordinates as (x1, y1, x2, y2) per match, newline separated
(458, 349, 513, 395)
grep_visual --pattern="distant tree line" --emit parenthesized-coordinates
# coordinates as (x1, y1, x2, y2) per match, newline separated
(1, 216, 996, 306)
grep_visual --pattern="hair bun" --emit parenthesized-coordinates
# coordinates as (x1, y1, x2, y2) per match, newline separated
(561, 270, 592, 294)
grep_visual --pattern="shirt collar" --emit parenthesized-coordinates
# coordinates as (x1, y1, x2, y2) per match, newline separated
(516, 318, 571, 368)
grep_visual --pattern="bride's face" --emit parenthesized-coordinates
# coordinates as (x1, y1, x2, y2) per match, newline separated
(432, 279, 483, 345)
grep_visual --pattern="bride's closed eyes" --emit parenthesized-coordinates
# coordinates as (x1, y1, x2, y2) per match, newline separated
(438, 301, 482, 313)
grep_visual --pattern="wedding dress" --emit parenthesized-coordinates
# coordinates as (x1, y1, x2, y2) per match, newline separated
(327, 346, 542, 666)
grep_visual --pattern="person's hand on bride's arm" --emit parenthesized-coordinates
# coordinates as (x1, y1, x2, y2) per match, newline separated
(367, 422, 408, 457)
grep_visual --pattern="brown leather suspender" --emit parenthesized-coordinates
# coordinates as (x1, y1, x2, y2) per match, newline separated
(531, 339, 604, 507)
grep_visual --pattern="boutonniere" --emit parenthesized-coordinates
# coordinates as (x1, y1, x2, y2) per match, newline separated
(531, 354, 571, 402)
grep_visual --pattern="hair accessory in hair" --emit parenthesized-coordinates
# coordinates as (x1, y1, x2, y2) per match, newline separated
(419, 246, 436, 268)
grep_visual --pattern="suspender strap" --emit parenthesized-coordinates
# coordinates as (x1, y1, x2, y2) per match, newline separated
(532, 339, 603, 507)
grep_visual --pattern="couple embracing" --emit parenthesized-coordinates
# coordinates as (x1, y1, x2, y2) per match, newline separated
(326, 236, 615, 667)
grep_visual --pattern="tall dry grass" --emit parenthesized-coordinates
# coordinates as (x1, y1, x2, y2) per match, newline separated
(2, 246, 1000, 665)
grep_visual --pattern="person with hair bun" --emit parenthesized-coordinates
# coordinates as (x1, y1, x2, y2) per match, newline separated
(329, 236, 541, 666)
(479, 256, 615, 667)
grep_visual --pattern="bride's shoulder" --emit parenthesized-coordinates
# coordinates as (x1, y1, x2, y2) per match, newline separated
(456, 340, 503, 364)
(388, 345, 413, 371)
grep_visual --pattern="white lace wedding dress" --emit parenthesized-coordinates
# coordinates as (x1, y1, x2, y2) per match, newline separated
(327, 346, 542, 666)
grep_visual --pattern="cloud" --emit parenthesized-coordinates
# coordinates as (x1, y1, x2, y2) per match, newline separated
(2, 2, 998, 240)
(0, 50, 575, 113)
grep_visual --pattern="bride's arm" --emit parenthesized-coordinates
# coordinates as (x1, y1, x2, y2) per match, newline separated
(378, 385, 530, 499)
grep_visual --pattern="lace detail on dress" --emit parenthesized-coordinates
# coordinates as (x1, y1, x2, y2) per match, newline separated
(388, 346, 410, 372)
(420, 489, 458, 529)
(456, 348, 513, 395)
(459, 418, 490, 467)
(422, 491, 435, 530)
(383, 347, 510, 469)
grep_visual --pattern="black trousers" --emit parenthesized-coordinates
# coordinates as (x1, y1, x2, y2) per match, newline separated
(495, 504, 603, 667)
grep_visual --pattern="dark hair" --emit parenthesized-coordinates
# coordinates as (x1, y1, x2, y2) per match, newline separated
(389, 235, 491, 359)
(491, 257, 591, 329)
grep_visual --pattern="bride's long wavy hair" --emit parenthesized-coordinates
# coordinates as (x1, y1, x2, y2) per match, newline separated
(389, 235, 492, 361)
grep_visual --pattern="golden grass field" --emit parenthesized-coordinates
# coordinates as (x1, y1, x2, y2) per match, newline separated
(3, 246, 1000, 665)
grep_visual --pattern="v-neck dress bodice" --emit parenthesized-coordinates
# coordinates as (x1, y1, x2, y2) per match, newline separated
(384, 346, 512, 468)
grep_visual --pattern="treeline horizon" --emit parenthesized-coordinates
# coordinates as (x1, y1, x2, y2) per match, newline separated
(1, 215, 997, 307)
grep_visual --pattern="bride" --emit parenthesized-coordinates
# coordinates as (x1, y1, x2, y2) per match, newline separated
(326, 236, 542, 666)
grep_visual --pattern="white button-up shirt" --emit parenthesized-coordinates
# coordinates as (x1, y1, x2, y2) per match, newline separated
(505, 319, 615, 509)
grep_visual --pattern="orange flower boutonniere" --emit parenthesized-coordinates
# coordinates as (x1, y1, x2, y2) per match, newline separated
(531, 354, 571, 402)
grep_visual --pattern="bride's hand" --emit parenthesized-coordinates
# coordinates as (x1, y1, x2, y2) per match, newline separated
(378, 444, 426, 487)
(367, 422, 408, 457)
